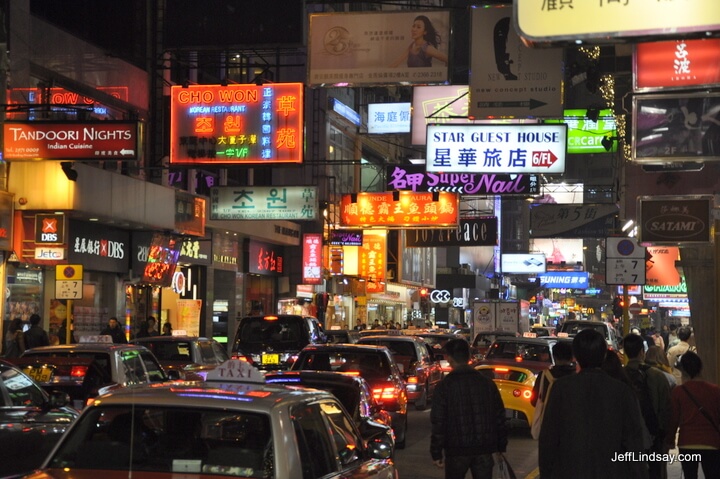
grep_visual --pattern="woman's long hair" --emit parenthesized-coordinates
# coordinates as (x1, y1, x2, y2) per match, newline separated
(415, 15, 441, 48)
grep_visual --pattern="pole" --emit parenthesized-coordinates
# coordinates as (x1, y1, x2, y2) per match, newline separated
(66, 299, 73, 344)
(622, 285, 629, 337)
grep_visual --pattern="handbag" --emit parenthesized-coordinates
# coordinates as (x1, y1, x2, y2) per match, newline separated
(495, 453, 517, 479)
(530, 370, 555, 440)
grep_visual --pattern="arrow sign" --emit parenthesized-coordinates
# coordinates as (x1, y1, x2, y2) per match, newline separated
(120, 149, 136, 156)
(475, 98, 548, 110)
(531, 150, 558, 168)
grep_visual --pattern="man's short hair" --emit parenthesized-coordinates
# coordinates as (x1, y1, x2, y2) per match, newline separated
(444, 338, 470, 364)
(551, 341, 573, 362)
(29, 314, 41, 326)
(679, 350, 702, 379)
(678, 327, 691, 342)
(572, 329, 607, 369)
(622, 333, 644, 359)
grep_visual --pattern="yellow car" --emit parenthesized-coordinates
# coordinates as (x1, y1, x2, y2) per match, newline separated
(475, 364, 537, 426)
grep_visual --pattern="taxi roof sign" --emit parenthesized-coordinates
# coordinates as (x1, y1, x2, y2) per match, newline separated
(79, 335, 113, 344)
(206, 359, 266, 384)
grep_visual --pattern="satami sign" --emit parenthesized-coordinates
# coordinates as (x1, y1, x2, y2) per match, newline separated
(3, 121, 138, 161)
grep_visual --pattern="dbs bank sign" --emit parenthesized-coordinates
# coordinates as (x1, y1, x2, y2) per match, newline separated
(35, 214, 65, 244)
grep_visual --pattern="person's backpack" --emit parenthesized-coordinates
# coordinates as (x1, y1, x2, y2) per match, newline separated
(626, 364, 660, 438)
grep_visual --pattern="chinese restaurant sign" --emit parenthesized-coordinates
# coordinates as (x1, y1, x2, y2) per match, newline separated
(387, 165, 540, 195)
(359, 234, 386, 294)
(340, 191, 458, 228)
(426, 124, 567, 174)
(210, 186, 318, 221)
(170, 83, 304, 165)
(302, 234, 323, 285)
(635, 39, 720, 91)
(247, 240, 284, 276)
(3, 121, 138, 161)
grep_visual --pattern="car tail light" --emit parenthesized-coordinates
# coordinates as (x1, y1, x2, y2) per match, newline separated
(494, 367, 509, 373)
(70, 366, 88, 378)
(373, 387, 398, 401)
(522, 389, 532, 399)
(406, 376, 418, 384)
(512, 389, 521, 398)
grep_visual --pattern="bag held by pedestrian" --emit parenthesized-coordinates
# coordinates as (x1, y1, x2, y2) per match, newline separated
(530, 369, 555, 440)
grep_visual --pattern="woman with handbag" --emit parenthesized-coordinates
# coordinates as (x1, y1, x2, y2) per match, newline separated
(665, 351, 720, 479)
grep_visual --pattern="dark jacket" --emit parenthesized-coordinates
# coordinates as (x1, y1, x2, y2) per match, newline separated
(24, 325, 50, 349)
(531, 364, 576, 407)
(539, 368, 648, 479)
(100, 326, 128, 344)
(430, 365, 507, 460)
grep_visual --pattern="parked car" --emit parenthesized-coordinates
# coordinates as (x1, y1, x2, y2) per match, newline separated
(290, 343, 409, 449)
(0, 360, 79, 477)
(28, 361, 397, 478)
(558, 320, 620, 351)
(325, 329, 361, 344)
(265, 370, 395, 453)
(357, 334, 443, 411)
(475, 363, 537, 427)
(130, 336, 229, 380)
(231, 314, 327, 371)
(10, 340, 168, 409)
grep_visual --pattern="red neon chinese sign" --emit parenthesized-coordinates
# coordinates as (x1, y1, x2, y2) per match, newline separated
(302, 234, 323, 285)
(170, 83, 304, 165)
(340, 192, 459, 228)
(359, 235, 386, 294)
(635, 39, 720, 90)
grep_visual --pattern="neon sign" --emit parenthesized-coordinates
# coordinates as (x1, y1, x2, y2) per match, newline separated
(170, 83, 304, 165)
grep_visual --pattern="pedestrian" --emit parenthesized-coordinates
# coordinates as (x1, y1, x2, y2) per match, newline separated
(58, 319, 77, 344)
(645, 345, 677, 389)
(3, 318, 26, 358)
(162, 322, 173, 336)
(660, 324, 670, 352)
(539, 329, 648, 479)
(530, 341, 576, 440)
(24, 313, 50, 349)
(666, 324, 679, 351)
(100, 317, 128, 344)
(146, 316, 159, 336)
(135, 320, 151, 339)
(667, 327, 693, 375)
(430, 338, 507, 479)
(665, 351, 720, 479)
(623, 333, 672, 479)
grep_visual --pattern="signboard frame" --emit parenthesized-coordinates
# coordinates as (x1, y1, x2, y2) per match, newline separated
(637, 195, 713, 244)
(210, 186, 319, 221)
(634, 39, 720, 93)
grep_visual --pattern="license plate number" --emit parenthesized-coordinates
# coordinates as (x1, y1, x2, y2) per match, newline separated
(262, 354, 280, 365)
(24, 367, 53, 383)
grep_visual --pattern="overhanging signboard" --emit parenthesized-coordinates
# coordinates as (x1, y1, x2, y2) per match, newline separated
(405, 218, 497, 247)
(633, 92, 720, 163)
(544, 109, 617, 154)
(635, 39, 720, 92)
(340, 191, 459, 228)
(210, 186, 318, 221)
(426, 124, 567, 174)
(536, 271, 589, 289)
(3, 121, 138, 161)
(387, 165, 540, 195)
(368, 103, 411, 134)
(501, 253, 546, 274)
(637, 195, 712, 244)
(170, 83, 304, 165)
(515, 0, 720, 43)
(530, 203, 618, 238)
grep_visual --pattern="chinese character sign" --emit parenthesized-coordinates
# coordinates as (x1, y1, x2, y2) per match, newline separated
(303, 234, 323, 285)
(340, 191, 459, 228)
(210, 186, 318, 220)
(635, 39, 720, 91)
(359, 234, 386, 294)
(426, 124, 567, 174)
(248, 240, 284, 276)
(170, 83, 304, 165)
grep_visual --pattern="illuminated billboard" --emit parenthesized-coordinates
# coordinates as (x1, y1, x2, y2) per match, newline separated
(210, 186, 319, 221)
(545, 109, 617, 154)
(340, 191, 458, 228)
(170, 83, 304, 165)
(368, 103, 411, 134)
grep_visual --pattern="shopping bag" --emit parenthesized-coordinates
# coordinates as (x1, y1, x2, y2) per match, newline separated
(495, 453, 517, 479)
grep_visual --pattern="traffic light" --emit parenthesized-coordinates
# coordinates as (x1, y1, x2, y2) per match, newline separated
(419, 288, 428, 297)
(612, 297, 624, 319)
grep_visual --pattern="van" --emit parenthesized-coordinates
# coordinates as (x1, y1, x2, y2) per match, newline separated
(558, 320, 620, 351)
(231, 314, 326, 371)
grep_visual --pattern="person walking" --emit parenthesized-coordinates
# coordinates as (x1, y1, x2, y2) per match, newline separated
(430, 338, 507, 479)
(667, 327, 693, 383)
(531, 341, 576, 408)
(24, 314, 50, 349)
(665, 351, 720, 479)
(645, 345, 677, 388)
(161, 322, 173, 336)
(135, 320, 151, 339)
(623, 333, 672, 479)
(146, 316, 159, 336)
(100, 317, 128, 344)
(539, 329, 648, 479)
(3, 318, 26, 358)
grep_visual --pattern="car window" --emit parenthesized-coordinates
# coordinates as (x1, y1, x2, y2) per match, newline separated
(295, 351, 392, 378)
(141, 352, 167, 382)
(0, 366, 46, 407)
(292, 403, 338, 478)
(486, 341, 551, 362)
(198, 342, 217, 363)
(320, 401, 362, 466)
(212, 342, 230, 362)
(238, 317, 304, 347)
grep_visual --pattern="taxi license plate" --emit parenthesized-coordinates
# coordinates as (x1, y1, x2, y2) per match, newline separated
(24, 367, 53, 383)
(261, 354, 280, 365)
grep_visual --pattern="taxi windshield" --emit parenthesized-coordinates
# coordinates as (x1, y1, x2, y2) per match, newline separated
(47, 405, 273, 477)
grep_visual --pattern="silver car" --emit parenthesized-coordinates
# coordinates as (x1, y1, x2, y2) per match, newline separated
(32, 361, 397, 479)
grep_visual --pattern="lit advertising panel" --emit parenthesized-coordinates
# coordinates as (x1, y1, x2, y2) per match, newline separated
(340, 191, 458, 228)
(308, 11, 450, 87)
(637, 195, 712, 244)
(529, 203, 618, 238)
(536, 271, 589, 289)
(387, 164, 540, 195)
(646, 246, 681, 287)
(635, 39, 720, 92)
(329, 230, 363, 246)
(405, 218, 497, 247)
(359, 233, 386, 294)
(302, 234, 323, 285)
(426, 124, 567, 174)
(3, 121, 138, 161)
(170, 83, 304, 165)
(544, 109, 617, 154)
(501, 253, 546, 274)
(247, 240, 284, 276)
(368, 103, 411, 134)
(142, 234, 182, 287)
(210, 186, 318, 221)
(531, 238, 584, 266)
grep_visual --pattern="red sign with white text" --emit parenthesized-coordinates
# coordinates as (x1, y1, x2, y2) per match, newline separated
(340, 191, 459, 228)
(635, 39, 720, 91)
(170, 83, 304, 165)
(3, 121, 138, 161)
(302, 234, 323, 285)
(359, 235, 386, 294)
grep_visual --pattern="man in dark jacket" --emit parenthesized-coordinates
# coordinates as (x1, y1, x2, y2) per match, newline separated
(100, 317, 128, 344)
(24, 314, 50, 349)
(431, 338, 507, 479)
(539, 329, 648, 479)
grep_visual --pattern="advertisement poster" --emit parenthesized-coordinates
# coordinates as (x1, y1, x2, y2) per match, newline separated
(176, 299, 202, 336)
(308, 11, 450, 86)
